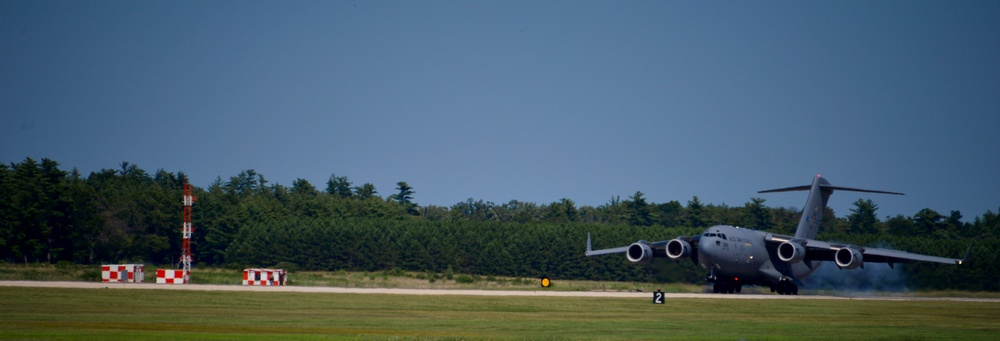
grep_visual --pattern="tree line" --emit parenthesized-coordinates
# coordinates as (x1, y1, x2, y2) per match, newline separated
(1, 158, 997, 291)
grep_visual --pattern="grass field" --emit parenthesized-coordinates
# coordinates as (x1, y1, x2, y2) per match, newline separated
(0, 262, 705, 293)
(1, 286, 998, 340)
(7, 262, 1000, 298)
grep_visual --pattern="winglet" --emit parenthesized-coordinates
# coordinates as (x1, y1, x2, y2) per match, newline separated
(957, 241, 974, 265)
(586, 233, 593, 255)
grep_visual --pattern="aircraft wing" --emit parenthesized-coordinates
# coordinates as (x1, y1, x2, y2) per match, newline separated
(585, 233, 701, 266)
(861, 246, 966, 265)
(765, 234, 969, 266)
(585, 245, 630, 256)
(584, 233, 633, 256)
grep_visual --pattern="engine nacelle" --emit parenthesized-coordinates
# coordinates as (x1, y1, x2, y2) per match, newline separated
(627, 243, 654, 264)
(666, 239, 692, 259)
(777, 241, 806, 264)
(835, 247, 864, 269)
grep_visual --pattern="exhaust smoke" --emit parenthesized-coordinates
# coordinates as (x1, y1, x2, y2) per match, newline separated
(803, 262, 908, 296)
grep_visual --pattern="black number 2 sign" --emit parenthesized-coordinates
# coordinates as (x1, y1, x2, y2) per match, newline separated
(652, 290, 664, 304)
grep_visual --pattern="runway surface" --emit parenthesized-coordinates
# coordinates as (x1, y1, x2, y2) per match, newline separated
(3, 281, 998, 302)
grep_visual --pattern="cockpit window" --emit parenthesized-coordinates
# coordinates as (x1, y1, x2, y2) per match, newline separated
(719, 234, 727, 240)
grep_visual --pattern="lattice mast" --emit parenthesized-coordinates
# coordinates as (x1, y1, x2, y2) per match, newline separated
(181, 181, 196, 282)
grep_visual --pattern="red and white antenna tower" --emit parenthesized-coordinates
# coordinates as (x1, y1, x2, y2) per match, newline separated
(181, 181, 196, 282)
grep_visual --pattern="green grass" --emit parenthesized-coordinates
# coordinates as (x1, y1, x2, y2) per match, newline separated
(5, 262, 1000, 299)
(0, 262, 702, 293)
(1, 286, 998, 340)
(0, 262, 102, 282)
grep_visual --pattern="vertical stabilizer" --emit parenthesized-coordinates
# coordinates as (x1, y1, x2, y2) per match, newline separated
(758, 175, 902, 240)
(795, 176, 831, 239)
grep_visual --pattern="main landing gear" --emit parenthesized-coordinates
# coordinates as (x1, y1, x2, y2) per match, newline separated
(712, 280, 743, 294)
(770, 280, 799, 295)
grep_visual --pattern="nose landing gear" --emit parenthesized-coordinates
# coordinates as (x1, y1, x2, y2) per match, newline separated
(707, 271, 743, 294)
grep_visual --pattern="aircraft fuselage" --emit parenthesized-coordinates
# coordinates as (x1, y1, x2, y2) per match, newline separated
(696, 225, 818, 292)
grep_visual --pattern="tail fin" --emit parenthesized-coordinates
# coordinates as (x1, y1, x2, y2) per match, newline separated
(759, 175, 903, 239)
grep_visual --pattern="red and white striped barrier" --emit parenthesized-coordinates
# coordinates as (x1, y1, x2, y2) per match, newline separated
(243, 268, 286, 286)
(156, 269, 188, 284)
(101, 264, 144, 283)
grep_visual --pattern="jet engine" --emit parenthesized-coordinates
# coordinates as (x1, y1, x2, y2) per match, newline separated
(835, 247, 864, 269)
(627, 243, 654, 264)
(666, 239, 692, 259)
(777, 241, 806, 264)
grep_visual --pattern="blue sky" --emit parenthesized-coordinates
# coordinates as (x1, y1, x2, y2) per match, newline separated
(3, 1, 998, 220)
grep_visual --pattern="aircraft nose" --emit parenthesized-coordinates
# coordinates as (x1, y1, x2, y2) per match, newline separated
(700, 238, 718, 261)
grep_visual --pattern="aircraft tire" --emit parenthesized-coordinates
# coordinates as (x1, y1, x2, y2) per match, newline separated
(713, 282, 737, 294)
(772, 280, 798, 295)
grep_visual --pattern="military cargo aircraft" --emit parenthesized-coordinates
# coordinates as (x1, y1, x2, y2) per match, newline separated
(586, 175, 970, 295)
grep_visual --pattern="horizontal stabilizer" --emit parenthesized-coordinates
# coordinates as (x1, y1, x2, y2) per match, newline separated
(757, 185, 811, 193)
(824, 186, 904, 196)
(759, 185, 903, 196)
